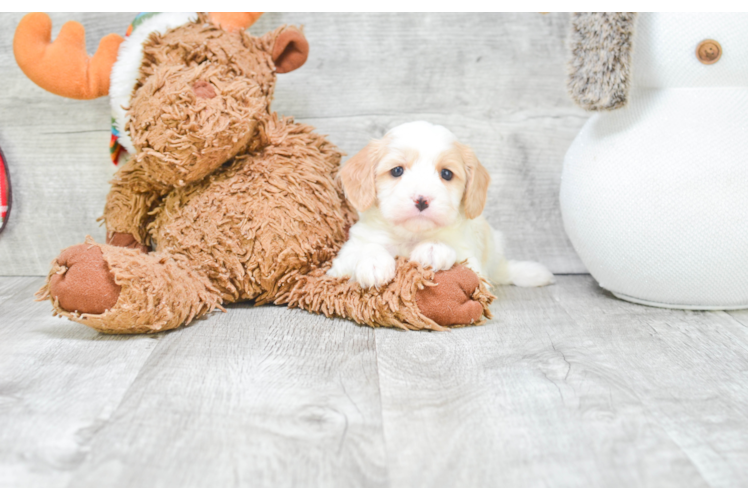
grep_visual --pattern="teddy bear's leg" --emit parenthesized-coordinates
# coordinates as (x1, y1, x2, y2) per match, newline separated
(105, 183, 156, 246)
(36, 238, 223, 334)
(103, 158, 168, 249)
(284, 259, 494, 330)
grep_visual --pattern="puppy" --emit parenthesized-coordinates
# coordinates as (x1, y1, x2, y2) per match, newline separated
(327, 121, 554, 289)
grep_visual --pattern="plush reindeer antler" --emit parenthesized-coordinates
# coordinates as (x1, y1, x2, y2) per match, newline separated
(208, 12, 263, 32)
(13, 13, 124, 100)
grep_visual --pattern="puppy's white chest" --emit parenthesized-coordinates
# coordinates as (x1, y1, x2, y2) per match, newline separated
(387, 223, 481, 270)
(388, 236, 428, 259)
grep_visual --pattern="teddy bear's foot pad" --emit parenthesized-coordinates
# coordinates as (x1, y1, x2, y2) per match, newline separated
(49, 244, 121, 314)
(416, 265, 485, 327)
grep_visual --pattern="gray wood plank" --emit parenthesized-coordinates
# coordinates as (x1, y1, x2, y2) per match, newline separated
(374, 276, 748, 487)
(0, 12, 586, 276)
(727, 309, 748, 334)
(68, 305, 387, 487)
(3, 274, 748, 487)
(0, 276, 162, 487)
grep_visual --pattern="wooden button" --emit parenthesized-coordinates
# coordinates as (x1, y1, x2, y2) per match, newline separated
(696, 39, 722, 65)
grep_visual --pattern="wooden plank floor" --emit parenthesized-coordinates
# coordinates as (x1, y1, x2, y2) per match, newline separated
(2, 275, 747, 487)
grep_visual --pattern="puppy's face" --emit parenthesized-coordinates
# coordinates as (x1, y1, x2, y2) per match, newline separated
(340, 122, 490, 233)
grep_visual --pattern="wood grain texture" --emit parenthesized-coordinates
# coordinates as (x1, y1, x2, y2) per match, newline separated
(0, 277, 161, 487)
(0, 12, 587, 276)
(726, 309, 748, 333)
(67, 305, 387, 487)
(2, 276, 747, 486)
(375, 276, 748, 487)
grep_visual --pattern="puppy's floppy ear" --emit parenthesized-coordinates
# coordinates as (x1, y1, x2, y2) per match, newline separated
(457, 143, 490, 219)
(340, 139, 386, 212)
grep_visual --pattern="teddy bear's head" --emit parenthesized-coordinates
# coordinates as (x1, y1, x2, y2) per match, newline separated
(14, 12, 309, 185)
(127, 15, 309, 185)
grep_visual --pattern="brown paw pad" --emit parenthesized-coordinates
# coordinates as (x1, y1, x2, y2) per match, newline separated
(49, 244, 121, 314)
(106, 232, 149, 253)
(416, 265, 483, 327)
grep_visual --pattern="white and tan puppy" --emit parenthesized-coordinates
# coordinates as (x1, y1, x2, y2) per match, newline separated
(327, 121, 554, 289)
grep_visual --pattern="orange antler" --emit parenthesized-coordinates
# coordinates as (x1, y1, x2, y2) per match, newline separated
(13, 13, 123, 100)
(209, 12, 263, 32)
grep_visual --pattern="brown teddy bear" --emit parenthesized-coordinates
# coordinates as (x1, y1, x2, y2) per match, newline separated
(14, 12, 493, 333)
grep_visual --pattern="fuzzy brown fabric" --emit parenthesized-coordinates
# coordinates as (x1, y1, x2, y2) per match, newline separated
(127, 16, 278, 187)
(567, 12, 636, 111)
(147, 114, 353, 307)
(288, 261, 493, 330)
(37, 14, 494, 334)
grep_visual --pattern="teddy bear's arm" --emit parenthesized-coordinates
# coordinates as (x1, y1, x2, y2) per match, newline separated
(103, 158, 168, 245)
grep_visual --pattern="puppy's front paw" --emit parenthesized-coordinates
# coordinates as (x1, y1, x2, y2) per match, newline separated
(355, 254, 397, 288)
(326, 257, 353, 279)
(410, 242, 456, 272)
(507, 260, 555, 287)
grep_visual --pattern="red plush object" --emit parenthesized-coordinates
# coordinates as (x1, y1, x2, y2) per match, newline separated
(0, 147, 10, 233)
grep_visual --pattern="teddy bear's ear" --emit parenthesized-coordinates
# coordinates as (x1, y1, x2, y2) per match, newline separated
(272, 27, 309, 74)
(567, 12, 637, 111)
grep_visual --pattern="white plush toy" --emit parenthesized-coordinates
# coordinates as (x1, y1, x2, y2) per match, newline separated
(562, 13, 748, 309)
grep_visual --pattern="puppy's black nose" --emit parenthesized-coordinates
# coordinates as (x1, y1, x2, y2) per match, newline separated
(415, 197, 429, 212)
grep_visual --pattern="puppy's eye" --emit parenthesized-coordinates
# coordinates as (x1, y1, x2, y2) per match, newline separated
(441, 169, 453, 181)
(391, 166, 404, 177)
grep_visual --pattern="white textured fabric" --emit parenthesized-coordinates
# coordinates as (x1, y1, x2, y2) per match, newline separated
(633, 13, 748, 89)
(561, 13, 748, 309)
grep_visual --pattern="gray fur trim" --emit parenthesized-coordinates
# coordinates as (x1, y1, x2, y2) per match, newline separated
(567, 12, 636, 111)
